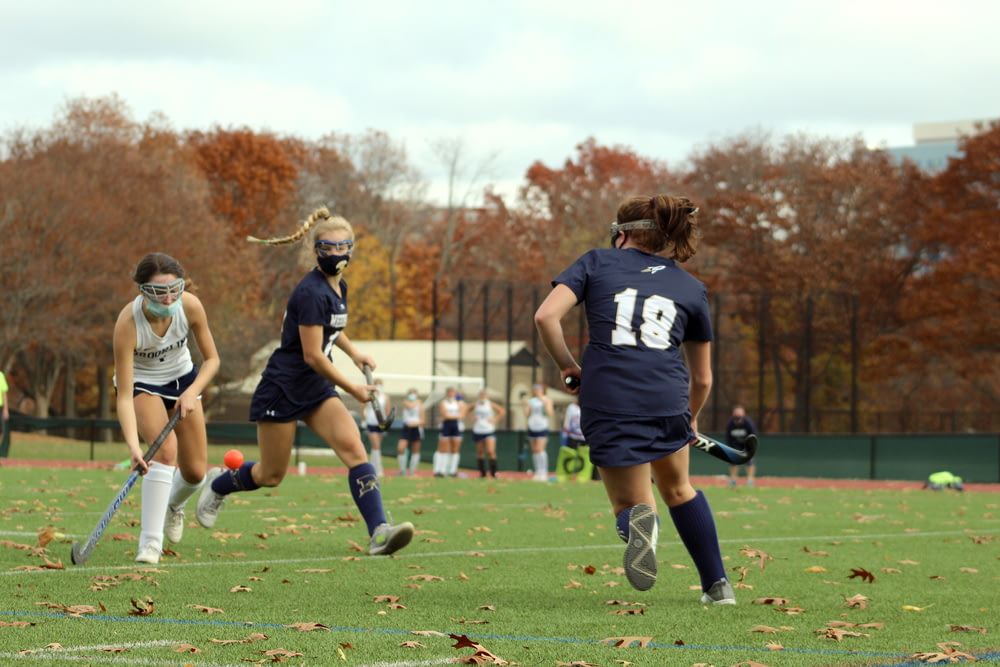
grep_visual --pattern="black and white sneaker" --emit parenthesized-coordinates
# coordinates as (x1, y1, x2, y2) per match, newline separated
(700, 578, 737, 605)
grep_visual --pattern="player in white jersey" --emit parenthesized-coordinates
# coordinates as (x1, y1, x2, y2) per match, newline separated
(396, 389, 425, 476)
(471, 389, 506, 478)
(433, 387, 467, 477)
(113, 253, 220, 564)
(523, 383, 554, 481)
(362, 379, 391, 476)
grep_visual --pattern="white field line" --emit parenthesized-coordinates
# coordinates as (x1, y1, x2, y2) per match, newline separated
(2, 527, 995, 577)
(0, 638, 243, 666)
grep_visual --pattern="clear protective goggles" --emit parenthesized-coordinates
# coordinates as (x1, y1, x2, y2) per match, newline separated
(314, 239, 354, 257)
(139, 278, 185, 303)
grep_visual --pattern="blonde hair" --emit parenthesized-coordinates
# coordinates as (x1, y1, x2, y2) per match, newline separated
(247, 207, 356, 268)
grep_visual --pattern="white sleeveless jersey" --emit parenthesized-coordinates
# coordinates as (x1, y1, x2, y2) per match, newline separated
(441, 398, 462, 420)
(472, 400, 497, 434)
(563, 402, 584, 440)
(527, 396, 550, 432)
(364, 394, 388, 426)
(128, 295, 194, 386)
(402, 400, 422, 426)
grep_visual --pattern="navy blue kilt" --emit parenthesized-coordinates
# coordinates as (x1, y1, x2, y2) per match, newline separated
(582, 407, 693, 468)
(249, 377, 339, 423)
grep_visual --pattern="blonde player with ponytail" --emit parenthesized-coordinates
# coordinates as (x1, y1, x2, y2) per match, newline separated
(197, 208, 414, 555)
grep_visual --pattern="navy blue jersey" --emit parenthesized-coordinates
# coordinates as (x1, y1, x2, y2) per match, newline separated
(725, 416, 757, 446)
(259, 269, 349, 402)
(554, 247, 712, 417)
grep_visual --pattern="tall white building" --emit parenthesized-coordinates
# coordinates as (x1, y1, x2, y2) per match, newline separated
(886, 118, 995, 172)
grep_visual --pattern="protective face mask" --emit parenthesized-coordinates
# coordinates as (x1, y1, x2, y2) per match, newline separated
(317, 253, 351, 275)
(146, 298, 182, 318)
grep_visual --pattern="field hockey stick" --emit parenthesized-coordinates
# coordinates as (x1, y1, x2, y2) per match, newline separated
(70, 409, 182, 565)
(362, 364, 395, 430)
(688, 432, 758, 465)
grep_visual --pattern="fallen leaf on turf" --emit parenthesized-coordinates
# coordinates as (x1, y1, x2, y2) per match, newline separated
(609, 609, 644, 615)
(477, 605, 496, 611)
(601, 636, 652, 648)
(452, 617, 489, 624)
(373, 595, 401, 603)
(752, 598, 790, 605)
(260, 648, 305, 657)
(564, 579, 583, 589)
(902, 605, 933, 611)
(842, 594, 870, 609)
(555, 662, 598, 666)
(128, 597, 155, 616)
(230, 585, 252, 592)
(173, 644, 201, 653)
(958, 567, 978, 573)
(286, 622, 330, 631)
(739, 546, 773, 570)
(950, 625, 987, 634)
(35, 602, 99, 616)
(848, 567, 876, 583)
(408, 574, 445, 581)
(765, 641, 785, 650)
(187, 604, 224, 613)
(881, 568, 903, 574)
(37, 527, 57, 547)
(816, 627, 870, 641)
(411, 630, 447, 637)
(606, 600, 647, 606)
(750, 625, 779, 633)
(776, 606, 807, 615)
(400, 641, 425, 648)
(804, 566, 828, 572)
(0, 621, 35, 626)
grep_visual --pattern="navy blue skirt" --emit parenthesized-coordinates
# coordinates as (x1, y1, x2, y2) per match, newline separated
(249, 377, 338, 423)
(582, 407, 693, 468)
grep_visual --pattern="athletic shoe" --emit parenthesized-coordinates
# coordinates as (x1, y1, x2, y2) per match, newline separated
(164, 506, 185, 543)
(623, 503, 658, 591)
(369, 521, 415, 555)
(135, 544, 162, 564)
(195, 468, 226, 529)
(727, 479, 737, 487)
(700, 578, 737, 605)
(746, 479, 755, 487)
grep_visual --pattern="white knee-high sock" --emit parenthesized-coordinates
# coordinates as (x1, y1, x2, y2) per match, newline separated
(409, 452, 420, 475)
(448, 452, 460, 475)
(140, 462, 174, 549)
(433, 451, 444, 474)
(370, 449, 383, 476)
(167, 467, 203, 511)
(397, 453, 408, 473)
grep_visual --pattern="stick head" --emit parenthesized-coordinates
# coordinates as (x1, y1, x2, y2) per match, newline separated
(70, 541, 86, 565)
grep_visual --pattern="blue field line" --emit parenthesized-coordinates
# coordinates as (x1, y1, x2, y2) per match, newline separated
(6, 610, 983, 662)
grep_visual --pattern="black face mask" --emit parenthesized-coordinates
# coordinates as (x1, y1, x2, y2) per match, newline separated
(317, 253, 351, 275)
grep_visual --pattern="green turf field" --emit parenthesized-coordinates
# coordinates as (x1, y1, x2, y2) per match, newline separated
(1, 464, 997, 666)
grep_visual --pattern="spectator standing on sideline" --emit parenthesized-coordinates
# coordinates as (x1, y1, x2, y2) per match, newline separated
(535, 193, 734, 603)
(196, 208, 413, 555)
(396, 388, 425, 476)
(113, 253, 220, 564)
(725, 405, 758, 487)
(557, 399, 594, 482)
(524, 383, 554, 481)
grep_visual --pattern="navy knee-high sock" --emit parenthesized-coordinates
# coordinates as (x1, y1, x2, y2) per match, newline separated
(349, 463, 387, 536)
(669, 490, 727, 591)
(212, 462, 260, 495)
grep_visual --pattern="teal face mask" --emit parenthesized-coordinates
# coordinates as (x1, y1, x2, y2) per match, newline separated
(146, 298, 182, 318)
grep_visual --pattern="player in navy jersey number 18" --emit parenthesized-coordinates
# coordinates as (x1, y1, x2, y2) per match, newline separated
(196, 208, 413, 556)
(535, 194, 734, 603)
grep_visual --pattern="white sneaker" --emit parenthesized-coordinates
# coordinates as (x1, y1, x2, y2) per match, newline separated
(164, 506, 185, 543)
(369, 522, 415, 555)
(135, 544, 162, 564)
(195, 468, 226, 529)
(700, 578, 737, 605)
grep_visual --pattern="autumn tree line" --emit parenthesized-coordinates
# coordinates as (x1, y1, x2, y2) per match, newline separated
(1, 95, 997, 433)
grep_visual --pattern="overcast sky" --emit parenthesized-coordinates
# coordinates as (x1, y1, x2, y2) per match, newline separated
(3, 0, 998, 202)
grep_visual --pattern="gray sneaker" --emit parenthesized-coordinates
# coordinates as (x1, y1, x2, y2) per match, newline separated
(623, 503, 658, 591)
(195, 468, 226, 529)
(164, 506, 185, 543)
(700, 578, 737, 605)
(369, 521, 415, 555)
